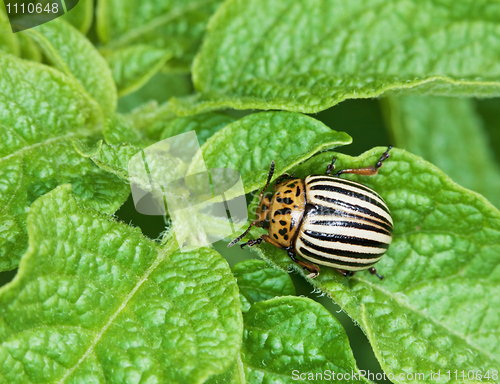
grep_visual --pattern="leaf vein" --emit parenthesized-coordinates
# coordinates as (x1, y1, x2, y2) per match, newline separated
(229, 0, 294, 90)
(110, 0, 219, 48)
(56, 240, 174, 383)
(362, 280, 499, 363)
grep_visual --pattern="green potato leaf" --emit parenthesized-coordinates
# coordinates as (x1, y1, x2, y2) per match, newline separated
(97, 0, 224, 72)
(159, 111, 235, 143)
(0, 4, 19, 56)
(0, 53, 128, 272)
(101, 45, 173, 97)
(24, 18, 117, 114)
(171, 0, 500, 115)
(187, 111, 352, 197)
(103, 113, 148, 146)
(231, 259, 295, 312)
(79, 112, 235, 188)
(61, 0, 94, 34)
(0, 185, 243, 383)
(208, 297, 370, 384)
(74, 139, 150, 186)
(3, 0, 500, 381)
(246, 147, 500, 383)
(125, 101, 177, 136)
(17, 33, 42, 62)
(72, 113, 151, 185)
(117, 72, 192, 115)
(383, 96, 500, 209)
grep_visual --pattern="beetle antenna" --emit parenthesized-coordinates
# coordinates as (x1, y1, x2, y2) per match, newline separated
(227, 161, 275, 247)
(262, 160, 275, 191)
(228, 224, 254, 247)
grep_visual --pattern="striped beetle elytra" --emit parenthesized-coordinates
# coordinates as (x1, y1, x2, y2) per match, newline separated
(228, 147, 393, 279)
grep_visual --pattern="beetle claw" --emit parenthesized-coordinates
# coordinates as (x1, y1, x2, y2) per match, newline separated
(326, 156, 337, 175)
(369, 267, 384, 280)
(305, 270, 319, 279)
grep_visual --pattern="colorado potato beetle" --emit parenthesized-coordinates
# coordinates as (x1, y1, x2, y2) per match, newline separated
(228, 147, 393, 279)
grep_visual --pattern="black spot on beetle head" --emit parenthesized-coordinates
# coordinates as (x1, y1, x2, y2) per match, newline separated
(276, 196, 294, 205)
(274, 208, 292, 216)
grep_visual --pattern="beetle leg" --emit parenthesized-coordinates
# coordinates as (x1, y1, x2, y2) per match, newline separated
(335, 269, 355, 277)
(287, 251, 320, 278)
(326, 156, 337, 175)
(255, 235, 321, 278)
(335, 146, 392, 177)
(258, 234, 284, 248)
(368, 267, 384, 280)
(241, 233, 283, 249)
(240, 236, 264, 248)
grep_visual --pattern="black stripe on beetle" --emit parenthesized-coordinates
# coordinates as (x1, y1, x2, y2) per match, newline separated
(298, 247, 379, 268)
(308, 176, 377, 196)
(304, 230, 390, 249)
(313, 194, 392, 226)
(309, 183, 391, 215)
(308, 218, 392, 236)
(307, 205, 393, 234)
(299, 237, 386, 259)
